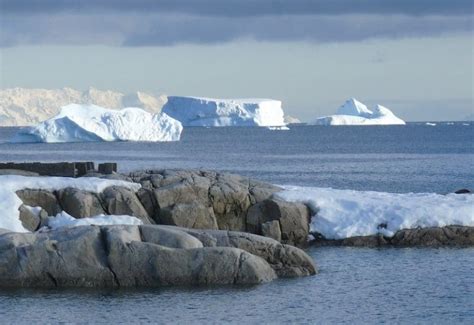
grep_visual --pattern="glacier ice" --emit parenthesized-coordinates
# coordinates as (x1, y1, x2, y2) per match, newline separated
(11, 104, 183, 143)
(162, 96, 286, 127)
(311, 98, 406, 125)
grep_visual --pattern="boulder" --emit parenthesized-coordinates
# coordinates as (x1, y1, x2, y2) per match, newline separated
(261, 220, 281, 242)
(16, 189, 61, 216)
(0, 225, 316, 287)
(101, 186, 153, 224)
(57, 187, 105, 218)
(18, 205, 41, 231)
(247, 199, 310, 246)
(159, 203, 218, 230)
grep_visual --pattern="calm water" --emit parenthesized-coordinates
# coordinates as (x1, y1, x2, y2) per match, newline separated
(1, 247, 473, 324)
(0, 123, 473, 193)
(0, 124, 473, 323)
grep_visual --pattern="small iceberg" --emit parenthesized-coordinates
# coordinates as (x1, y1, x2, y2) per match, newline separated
(11, 104, 183, 143)
(310, 98, 406, 126)
(425, 122, 437, 126)
(162, 96, 286, 127)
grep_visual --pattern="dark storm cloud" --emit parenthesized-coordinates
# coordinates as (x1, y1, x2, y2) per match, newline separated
(1, 0, 472, 47)
(2, 0, 472, 16)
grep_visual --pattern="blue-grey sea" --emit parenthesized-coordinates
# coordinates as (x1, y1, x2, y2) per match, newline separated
(0, 123, 473, 324)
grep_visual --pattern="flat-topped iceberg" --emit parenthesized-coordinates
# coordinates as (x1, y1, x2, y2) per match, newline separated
(11, 104, 183, 143)
(311, 98, 406, 125)
(162, 96, 286, 127)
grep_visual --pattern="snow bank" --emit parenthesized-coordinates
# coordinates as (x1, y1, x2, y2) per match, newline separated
(0, 175, 141, 233)
(162, 96, 286, 127)
(311, 98, 406, 126)
(48, 211, 142, 230)
(11, 104, 183, 143)
(276, 186, 474, 240)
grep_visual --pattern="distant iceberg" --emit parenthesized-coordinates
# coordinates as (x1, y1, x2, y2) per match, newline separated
(162, 96, 286, 127)
(11, 104, 183, 143)
(311, 98, 406, 126)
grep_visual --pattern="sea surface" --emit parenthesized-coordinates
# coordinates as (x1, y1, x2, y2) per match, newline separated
(0, 123, 473, 324)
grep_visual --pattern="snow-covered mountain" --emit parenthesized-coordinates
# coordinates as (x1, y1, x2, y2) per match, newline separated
(311, 98, 406, 126)
(162, 96, 286, 127)
(0, 88, 167, 126)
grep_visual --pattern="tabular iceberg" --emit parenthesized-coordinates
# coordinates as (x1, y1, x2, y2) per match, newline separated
(11, 104, 183, 143)
(311, 98, 406, 125)
(162, 96, 286, 127)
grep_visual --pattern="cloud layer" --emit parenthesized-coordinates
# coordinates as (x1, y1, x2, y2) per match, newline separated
(1, 0, 472, 47)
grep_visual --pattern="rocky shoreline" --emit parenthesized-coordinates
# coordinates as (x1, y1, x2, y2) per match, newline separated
(1, 167, 473, 288)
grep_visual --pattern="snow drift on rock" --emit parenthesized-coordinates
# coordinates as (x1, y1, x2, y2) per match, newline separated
(276, 186, 474, 240)
(0, 175, 141, 233)
(162, 96, 286, 127)
(11, 104, 183, 143)
(48, 211, 143, 230)
(311, 98, 406, 125)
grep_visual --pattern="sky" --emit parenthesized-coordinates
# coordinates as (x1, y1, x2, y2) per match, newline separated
(0, 0, 473, 121)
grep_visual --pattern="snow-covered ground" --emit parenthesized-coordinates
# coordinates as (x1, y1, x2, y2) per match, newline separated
(11, 104, 183, 143)
(162, 96, 286, 127)
(277, 186, 474, 239)
(48, 211, 142, 230)
(0, 175, 141, 232)
(311, 98, 406, 126)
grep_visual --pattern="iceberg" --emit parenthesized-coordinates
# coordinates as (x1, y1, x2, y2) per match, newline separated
(11, 104, 183, 143)
(276, 186, 474, 240)
(162, 96, 286, 127)
(311, 98, 406, 125)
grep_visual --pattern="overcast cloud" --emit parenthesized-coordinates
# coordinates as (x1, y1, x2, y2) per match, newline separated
(1, 0, 472, 47)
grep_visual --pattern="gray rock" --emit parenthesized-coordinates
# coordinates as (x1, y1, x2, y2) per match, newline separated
(18, 205, 42, 231)
(178, 227, 317, 277)
(261, 220, 282, 242)
(16, 189, 62, 216)
(101, 186, 153, 224)
(312, 226, 474, 247)
(159, 203, 218, 230)
(0, 224, 318, 288)
(0, 169, 39, 176)
(247, 199, 310, 246)
(136, 188, 159, 222)
(57, 187, 105, 218)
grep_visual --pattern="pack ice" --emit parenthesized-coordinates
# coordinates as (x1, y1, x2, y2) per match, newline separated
(11, 104, 183, 143)
(162, 96, 286, 127)
(311, 98, 406, 125)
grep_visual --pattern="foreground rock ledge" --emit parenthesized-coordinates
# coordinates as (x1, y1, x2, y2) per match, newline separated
(311, 226, 474, 247)
(0, 225, 316, 288)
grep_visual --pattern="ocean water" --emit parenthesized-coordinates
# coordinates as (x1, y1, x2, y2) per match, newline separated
(0, 123, 473, 193)
(0, 123, 473, 323)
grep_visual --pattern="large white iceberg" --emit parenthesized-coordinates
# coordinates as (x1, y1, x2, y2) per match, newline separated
(311, 98, 406, 125)
(11, 104, 183, 143)
(277, 186, 474, 240)
(162, 96, 286, 127)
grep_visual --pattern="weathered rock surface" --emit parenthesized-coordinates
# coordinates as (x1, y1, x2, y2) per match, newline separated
(57, 187, 106, 218)
(16, 189, 62, 216)
(12, 169, 309, 246)
(311, 226, 474, 247)
(0, 225, 316, 288)
(247, 199, 310, 246)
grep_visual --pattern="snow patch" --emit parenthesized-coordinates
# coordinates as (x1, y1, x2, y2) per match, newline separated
(0, 175, 141, 233)
(11, 104, 183, 143)
(276, 186, 474, 240)
(48, 211, 143, 230)
(311, 99, 406, 126)
(162, 96, 286, 127)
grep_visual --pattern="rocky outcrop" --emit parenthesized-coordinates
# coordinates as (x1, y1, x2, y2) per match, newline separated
(312, 226, 474, 247)
(13, 169, 310, 246)
(0, 225, 316, 288)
